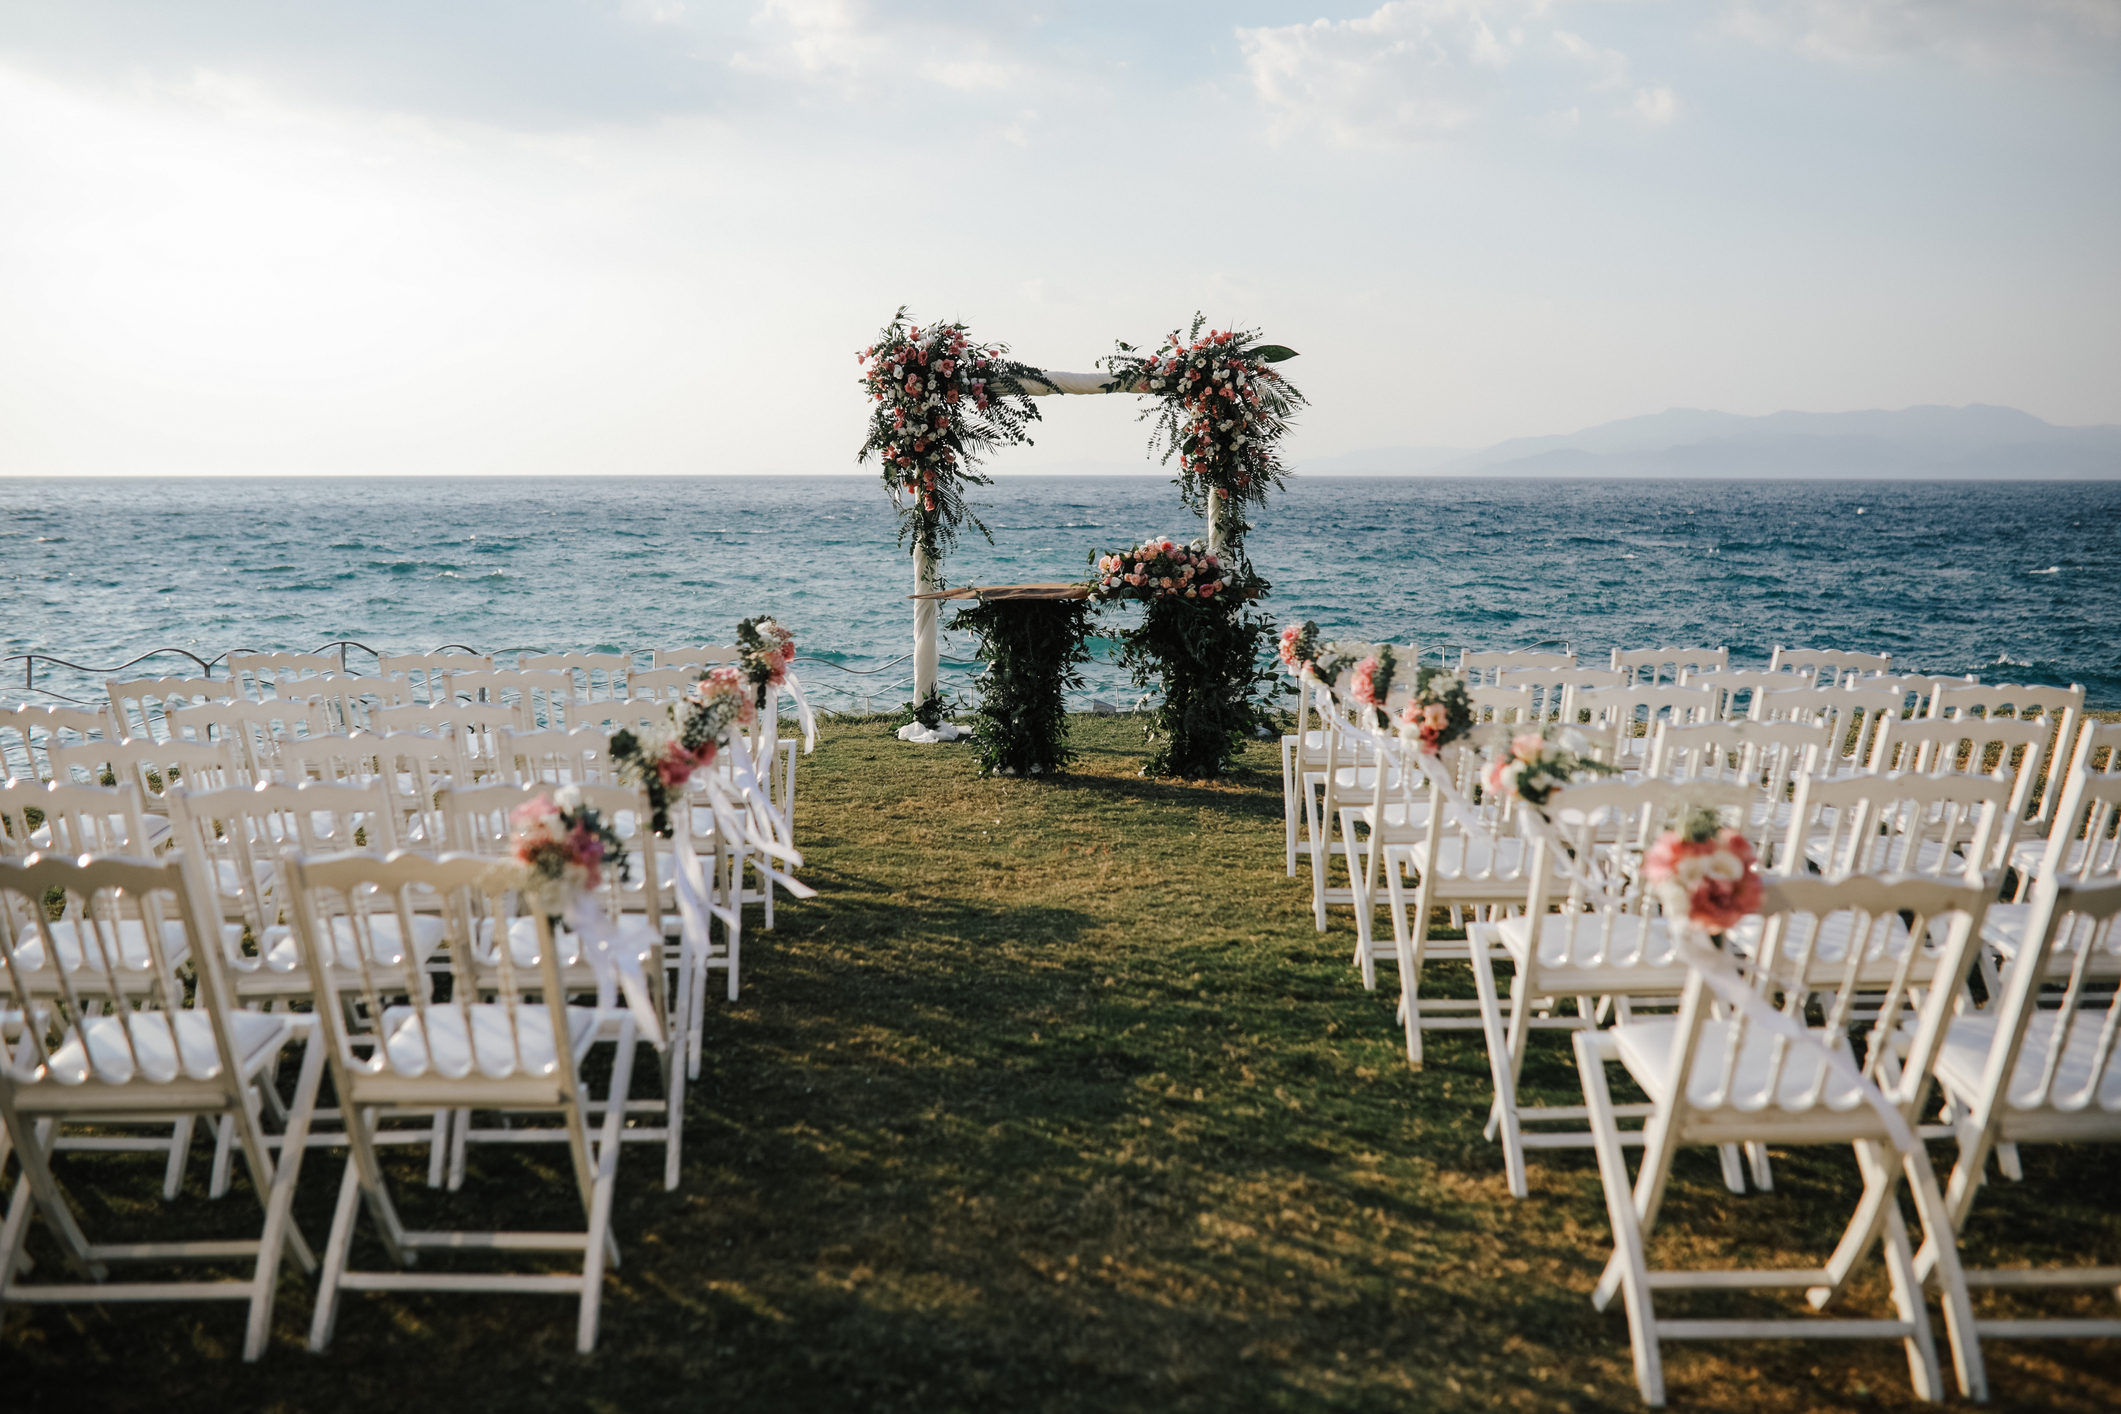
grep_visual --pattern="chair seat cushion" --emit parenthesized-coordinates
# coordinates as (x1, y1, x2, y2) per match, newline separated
(377, 1001, 600, 1078)
(1429, 835, 1531, 879)
(1495, 910, 1685, 978)
(211, 856, 280, 896)
(483, 914, 662, 969)
(1932, 1011, 2121, 1113)
(12, 917, 193, 979)
(260, 912, 449, 974)
(1614, 1017, 1869, 1113)
(44, 1008, 291, 1086)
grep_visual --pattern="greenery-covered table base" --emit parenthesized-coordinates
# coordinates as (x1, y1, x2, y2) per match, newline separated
(921, 584, 1093, 777)
(1088, 537, 1281, 781)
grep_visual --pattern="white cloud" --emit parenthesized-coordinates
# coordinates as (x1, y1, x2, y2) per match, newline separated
(1725, 1, 2121, 68)
(1238, 1, 1677, 145)
(1632, 84, 1676, 122)
(1553, 29, 1630, 90)
(730, 0, 1025, 97)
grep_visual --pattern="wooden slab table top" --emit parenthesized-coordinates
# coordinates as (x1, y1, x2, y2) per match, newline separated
(908, 583, 1092, 602)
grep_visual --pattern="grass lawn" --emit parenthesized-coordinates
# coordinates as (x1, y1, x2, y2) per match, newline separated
(4, 714, 2116, 1411)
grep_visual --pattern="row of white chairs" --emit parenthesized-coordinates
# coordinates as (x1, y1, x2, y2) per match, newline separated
(1283, 645, 2118, 1405)
(0, 836, 693, 1356)
(1, 646, 825, 1356)
(1287, 646, 2085, 915)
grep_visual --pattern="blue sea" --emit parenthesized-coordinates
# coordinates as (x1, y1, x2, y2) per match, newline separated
(4, 476, 2117, 711)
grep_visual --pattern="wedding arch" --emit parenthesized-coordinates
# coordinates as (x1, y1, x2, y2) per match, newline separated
(854, 310, 1304, 758)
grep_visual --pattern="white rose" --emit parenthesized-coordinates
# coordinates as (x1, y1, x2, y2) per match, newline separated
(1703, 850, 1746, 882)
(553, 784, 584, 813)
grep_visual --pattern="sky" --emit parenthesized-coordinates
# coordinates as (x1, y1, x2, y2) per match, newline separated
(1, 0, 2117, 477)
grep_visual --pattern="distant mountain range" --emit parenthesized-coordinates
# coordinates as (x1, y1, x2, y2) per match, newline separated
(1300, 405, 2121, 479)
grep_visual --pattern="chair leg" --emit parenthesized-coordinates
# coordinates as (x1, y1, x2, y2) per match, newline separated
(1574, 1033, 1664, 1405)
(164, 1116, 195, 1199)
(1994, 1141, 2022, 1180)
(1810, 1140, 1900, 1308)
(1281, 740, 1299, 877)
(426, 1109, 450, 1188)
(1902, 1146, 1988, 1401)
(579, 1023, 636, 1353)
(1469, 937, 1527, 1198)
(1383, 856, 1423, 1069)
(1878, 1203, 1944, 1404)
(210, 1113, 236, 1198)
(307, 1161, 363, 1353)
(7, 1117, 104, 1280)
(663, 1042, 685, 1193)
(448, 1107, 471, 1191)
(1347, 818, 1377, 990)
(1717, 1144, 1747, 1194)
(243, 1037, 325, 1361)
(1745, 1141, 1774, 1191)
(1307, 784, 1330, 932)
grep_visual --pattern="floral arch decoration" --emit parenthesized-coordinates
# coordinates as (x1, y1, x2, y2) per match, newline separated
(855, 310, 1303, 778)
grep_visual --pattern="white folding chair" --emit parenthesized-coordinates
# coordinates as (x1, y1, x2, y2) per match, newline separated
(1920, 871, 2121, 1350)
(0, 703, 116, 784)
(1647, 718, 1828, 873)
(0, 778, 164, 863)
(1467, 777, 1755, 1196)
(1459, 648, 1575, 688)
(1678, 667, 1813, 721)
(1376, 730, 1552, 1068)
(106, 676, 235, 744)
(500, 726, 617, 787)
(284, 850, 634, 1353)
(518, 652, 633, 719)
(1865, 716, 2050, 874)
(374, 651, 493, 705)
(1574, 873, 1992, 1406)
(1280, 666, 1333, 876)
(0, 780, 210, 1195)
(169, 779, 449, 1195)
(1785, 768, 2009, 884)
(166, 697, 328, 781)
(1929, 680, 2086, 872)
(0, 852, 324, 1361)
(1496, 665, 1626, 723)
(1611, 646, 1728, 687)
(1768, 646, 1894, 686)
(439, 668, 579, 731)
(227, 651, 340, 701)
(48, 736, 243, 825)
(651, 646, 740, 670)
(440, 782, 685, 1190)
(1573, 684, 1715, 773)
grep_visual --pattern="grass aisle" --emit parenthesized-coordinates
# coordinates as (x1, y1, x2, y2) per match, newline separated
(5, 716, 2116, 1411)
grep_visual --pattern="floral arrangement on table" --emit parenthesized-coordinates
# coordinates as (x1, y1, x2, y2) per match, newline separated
(856, 309, 1042, 566)
(735, 616, 797, 710)
(1395, 665, 1476, 756)
(1100, 315, 1304, 560)
(1481, 726, 1619, 809)
(501, 786, 629, 918)
(1090, 536, 1229, 603)
(1085, 536, 1278, 780)
(610, 666, 756, 836)
(1645, 804, 1764, 936)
